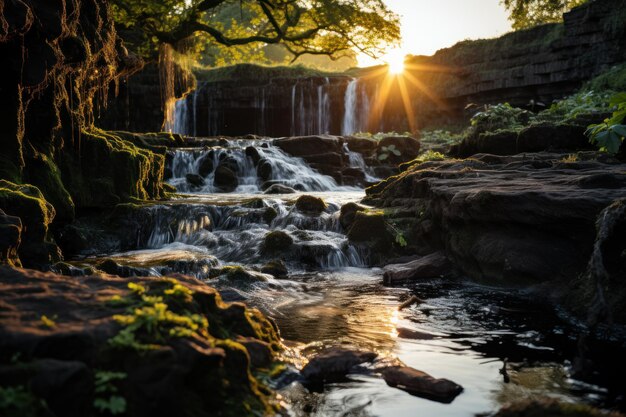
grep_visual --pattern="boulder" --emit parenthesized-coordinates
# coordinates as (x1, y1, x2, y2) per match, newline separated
(245, 146, 261, 165)
(339, 202, 367, 230)
(383, 252, 452, 284)
(0, 267, 281, 417)
(257, 159, 273, 182)
(274, 135, 342, 157)
(185, 173, 205, 188)
(382, 366, 463, 403)
(260, 260, 288, 278)
(197, 154, 214, 177)
(301, 348, 377, 382)
(213, 165, 238, 192)
(345, 136, 378, 153)
(347, 211, 394, 251)
(264, 184, 297, 194)
(295, 195, 327, 214)
(218, 265, 270, 283)
(517, 123, 590, 153)
(262, 231, 294, 254)
(263, 207, 279, 224)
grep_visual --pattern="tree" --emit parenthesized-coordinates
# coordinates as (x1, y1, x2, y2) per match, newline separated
(110, 0, 400, 63)
(501, 0, 588, 30)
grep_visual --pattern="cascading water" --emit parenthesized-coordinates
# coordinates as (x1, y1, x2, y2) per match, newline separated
(342, 78, 370, 135)
(167, 140, 358, 194)
(343, 143, 380, 183)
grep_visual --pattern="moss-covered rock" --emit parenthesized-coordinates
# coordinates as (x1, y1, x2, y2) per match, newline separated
(295, 195, 327, 214)
(339, 202, 367, 230)
(260, 260, 288, 278)
(217, 265, 271, 283)
(0, 181, 61, 268)
(262, 231, 294, 255)
(0, 209, 22, 267)
(347, 211, 394, 254)
(0, 267, 282, 417)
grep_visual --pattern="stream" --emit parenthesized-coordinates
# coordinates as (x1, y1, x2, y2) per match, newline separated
(81, 140, 622, 416)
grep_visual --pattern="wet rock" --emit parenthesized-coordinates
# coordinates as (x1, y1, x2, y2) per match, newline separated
(339, 202, 367, 230)
(213, 165, 239, 192)
(396, 327, 437, 340)
(164, 167, 173, 180)
(263, 207, 279, 224)
(264, 184, 297, 194)
(301, 348, 377, 382)
(218, 266, 270, 283)
(245, 146, 261, 165)
(382, 366, 463, 403)
(346, 211, 394, 251)
(341, 167, 366, 186)
(383, 252, 453, 284)
(261, 260, 288, 278)
(295, 195, 327, 214)
(274, 135, 342, 156)
(197, 154, 214, 177)
(262, 231, 294, 254)
(97, 259, 150, 277)
(185, 173, 205, 188)
(517, 123, 590, 153)
(257, 158, 273, 182)
(492, 398, 614, 417)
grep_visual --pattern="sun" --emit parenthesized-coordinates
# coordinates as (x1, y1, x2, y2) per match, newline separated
(385, 49, 406, 74)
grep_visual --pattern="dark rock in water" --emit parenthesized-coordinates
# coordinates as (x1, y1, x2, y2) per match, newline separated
(213, 165, 238, 192)
(566, 198, 626, 325)
(378, 136, 421, 163)
(97, 259, 151, 277)
(262, 231, 294, 254)
(347, 211, 394, 251)
(50, 261, 88, 277)
(0, 267, 281, 417)
(164, 167, 173, 180)
(396, 327, 437, 340)
(197, 154, 214, 177)
(295, 195, 327, 214)
(274, 135, 342, 157)
(341, 167, 366, 185)
(185, 173, 205, 188)
(264, 184, 297, 194)
(339, 202, 367, 230)
(492, 398, 613, 417)
(217, 265, 270, 283)
(263, 207, 279, 224)
(245, 146, 261, 166)
(261, 260, 288, 278)
(301, 348, 377, 382)
(383, 252, 453, 284)
(257, 158, 273, 182)
(382, 366, 463, 403)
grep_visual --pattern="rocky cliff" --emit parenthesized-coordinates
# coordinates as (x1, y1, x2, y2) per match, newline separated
(111, 0, 624, 136)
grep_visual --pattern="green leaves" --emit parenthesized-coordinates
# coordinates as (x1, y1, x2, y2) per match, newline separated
(94, 371, 127, 415)
(378, 145, 401, 161)
(94, 396, 127, 415)
(586, 92, 626, 155)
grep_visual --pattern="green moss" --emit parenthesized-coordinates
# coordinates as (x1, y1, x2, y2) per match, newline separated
(58, 129, 166, 208)
(584, 63, 626, 93)
(0, 385, 48, 417)
(24, 152, 75, 224)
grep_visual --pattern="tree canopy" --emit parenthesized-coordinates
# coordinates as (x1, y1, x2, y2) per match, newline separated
(501, 0, 587, 30)
(111, 0, 400, 64)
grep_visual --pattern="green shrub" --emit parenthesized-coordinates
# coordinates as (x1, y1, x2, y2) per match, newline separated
(586, 92, 626, 154)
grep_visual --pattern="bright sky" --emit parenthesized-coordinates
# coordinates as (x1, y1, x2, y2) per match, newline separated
(358, 0, 512, 67)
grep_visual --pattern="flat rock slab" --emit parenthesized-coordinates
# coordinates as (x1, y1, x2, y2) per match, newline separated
(382, 366, 463, 403)
(383, 251, 452, 284)
(301, 347, 378, 382)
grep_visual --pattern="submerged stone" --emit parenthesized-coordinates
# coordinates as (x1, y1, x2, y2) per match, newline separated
(382, 366, 463, 403)
(301, 348, 377, 383)
(295, 195, 327, 214)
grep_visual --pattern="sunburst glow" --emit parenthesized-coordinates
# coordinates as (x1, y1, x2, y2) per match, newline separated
(385, 49, 406, 74)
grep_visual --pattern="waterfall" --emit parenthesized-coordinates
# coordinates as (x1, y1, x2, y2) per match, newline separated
(166, 140, 356, 194)
(342, 79, 359, 135)
(343, 143, 380, 183)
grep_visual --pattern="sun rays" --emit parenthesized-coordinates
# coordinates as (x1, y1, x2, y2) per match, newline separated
(354, 53, 452, 133)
